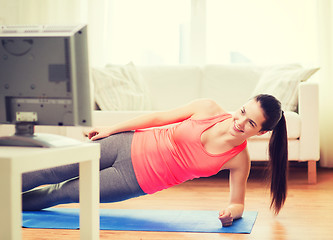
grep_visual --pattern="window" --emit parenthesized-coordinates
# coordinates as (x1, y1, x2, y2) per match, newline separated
(206, 0, 318, 65)
(90, 0, 318, 66)
(105, 0, 191, 65)
(2, 0, 318, 66)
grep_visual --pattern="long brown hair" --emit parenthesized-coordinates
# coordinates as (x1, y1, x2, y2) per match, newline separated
(254, 94, 288, 214)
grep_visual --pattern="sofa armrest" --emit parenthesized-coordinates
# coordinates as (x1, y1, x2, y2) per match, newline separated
(298, 82, 320, 161)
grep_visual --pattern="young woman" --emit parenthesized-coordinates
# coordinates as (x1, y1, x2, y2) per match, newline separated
(22, 94, 288, 227)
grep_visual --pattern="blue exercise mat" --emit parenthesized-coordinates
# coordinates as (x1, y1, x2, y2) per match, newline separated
(22, 208, 257, 234)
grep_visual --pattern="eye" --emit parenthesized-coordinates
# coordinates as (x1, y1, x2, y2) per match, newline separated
(249, 120, 257, 128)
(240, 107, 245, 114)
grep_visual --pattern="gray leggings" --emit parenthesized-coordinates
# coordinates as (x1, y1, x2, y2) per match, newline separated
(22, 131, 146, 211)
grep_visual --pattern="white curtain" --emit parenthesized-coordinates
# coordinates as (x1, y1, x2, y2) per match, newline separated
(317, 0, 333, 167)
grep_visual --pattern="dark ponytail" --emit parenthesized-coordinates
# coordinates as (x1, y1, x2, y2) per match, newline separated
(254, 94, 288, 215)
(268, 112, 288, 214)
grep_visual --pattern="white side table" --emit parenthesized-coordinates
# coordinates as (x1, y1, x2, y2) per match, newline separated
(0, 143, 100, 240)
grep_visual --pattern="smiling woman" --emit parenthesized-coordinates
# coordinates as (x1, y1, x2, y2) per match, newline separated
(22, 94, 287, 227)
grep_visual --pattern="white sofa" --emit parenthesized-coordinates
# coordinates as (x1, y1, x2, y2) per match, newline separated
(0, 64, 320, 183)
(73, 64, 320, 183)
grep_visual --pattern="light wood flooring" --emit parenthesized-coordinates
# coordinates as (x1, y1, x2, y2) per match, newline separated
(22, 163, 333, 240)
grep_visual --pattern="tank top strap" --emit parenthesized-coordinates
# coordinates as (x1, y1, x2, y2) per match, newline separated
(190, 113, 232, 127)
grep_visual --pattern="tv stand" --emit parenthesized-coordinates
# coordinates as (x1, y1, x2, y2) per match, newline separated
(0, 122, 84, 148)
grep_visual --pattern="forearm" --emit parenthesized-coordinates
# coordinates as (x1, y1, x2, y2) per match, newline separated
(88, 110, 190, 140)
(106, 111, 172, 134)
(102, 100, 207, 135)
(88, 99, 218, 141)
(106, 98, 224, 134)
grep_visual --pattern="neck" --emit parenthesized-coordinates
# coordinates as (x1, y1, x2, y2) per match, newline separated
(225, 134, 246, 147)
(220, 119, 247, 147)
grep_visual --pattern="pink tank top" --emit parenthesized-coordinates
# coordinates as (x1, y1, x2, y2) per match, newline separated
(131, 113, 247, 194)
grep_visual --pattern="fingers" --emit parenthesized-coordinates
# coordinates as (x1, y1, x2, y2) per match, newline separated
(88, 130, 97, 140)
(85, 129, 101, 141)
(218, 209, 233, 227)
(88, 129, 111, 141)
(221, 219, 233, 227)
(83, 127, 114, 141)
(90, 132, 104, 141)
(90, 134, 99, 141)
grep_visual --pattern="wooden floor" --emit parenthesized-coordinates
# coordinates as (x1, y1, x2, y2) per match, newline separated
(22, 163, 333, 240)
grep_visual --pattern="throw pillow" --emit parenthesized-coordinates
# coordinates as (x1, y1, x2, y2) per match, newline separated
(92, 62, 151, 111)
(251, 64, 319, 111)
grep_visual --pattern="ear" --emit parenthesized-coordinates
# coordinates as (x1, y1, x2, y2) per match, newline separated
(257, 130, 268, 136)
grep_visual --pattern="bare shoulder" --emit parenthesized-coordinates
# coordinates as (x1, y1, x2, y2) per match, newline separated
(190, 98, 226, 119)
(224, 147, 251, 176)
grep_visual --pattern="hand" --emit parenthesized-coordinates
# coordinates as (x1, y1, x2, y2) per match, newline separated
(219, 209, 233, 227)
(87, 127, 113, 141)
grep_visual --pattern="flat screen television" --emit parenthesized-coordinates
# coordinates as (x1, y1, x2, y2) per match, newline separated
(0, 24, 92, 147)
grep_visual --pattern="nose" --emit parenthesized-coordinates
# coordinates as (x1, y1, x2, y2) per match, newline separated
(237, 116, 247, 126)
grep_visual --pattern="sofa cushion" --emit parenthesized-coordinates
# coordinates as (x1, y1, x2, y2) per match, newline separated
(139, 65, 202, 110)
(201, 65, 263, 112)
(92, 62, 152, 111)
(251, 64, 319, 112)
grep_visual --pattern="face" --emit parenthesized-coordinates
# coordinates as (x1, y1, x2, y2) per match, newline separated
(230, 99, 267, 139)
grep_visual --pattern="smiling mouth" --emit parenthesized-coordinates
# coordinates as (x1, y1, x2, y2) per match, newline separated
(233, 122, 244, 133)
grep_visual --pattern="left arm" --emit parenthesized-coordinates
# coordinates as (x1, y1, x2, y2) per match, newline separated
(87, 99, 222, 141)
(219, 149, 251, 227)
